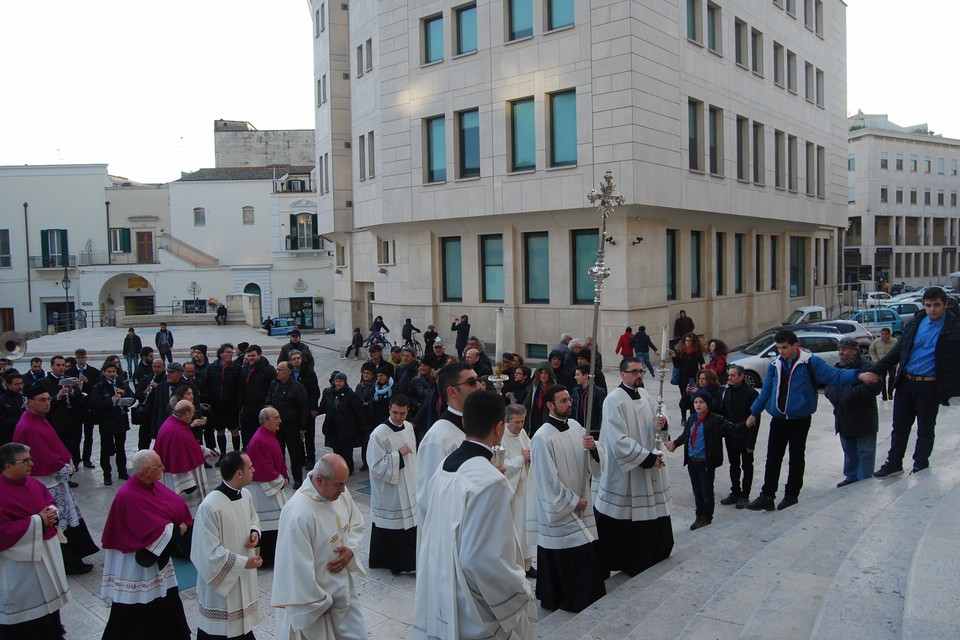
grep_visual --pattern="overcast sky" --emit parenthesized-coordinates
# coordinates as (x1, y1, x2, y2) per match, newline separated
(0, 0, 956, 183)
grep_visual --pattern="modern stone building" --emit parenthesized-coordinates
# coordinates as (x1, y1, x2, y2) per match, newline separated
(309, 0, 849, 354)
(845, 112, 960, 289)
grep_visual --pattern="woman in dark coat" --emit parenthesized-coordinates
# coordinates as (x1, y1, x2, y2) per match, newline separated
(318, 372, 364, 473)
(523, 363, 556, 437)
(670, 332, 705, 422)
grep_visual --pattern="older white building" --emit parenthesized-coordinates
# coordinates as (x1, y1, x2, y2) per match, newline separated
(846, 112, 960, 288)
(309, 0, 849, 353)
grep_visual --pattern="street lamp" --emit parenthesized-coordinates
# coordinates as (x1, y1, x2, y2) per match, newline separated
(61, 266, 71, 331)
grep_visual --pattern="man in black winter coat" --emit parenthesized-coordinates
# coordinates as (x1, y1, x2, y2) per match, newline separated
(717, 365, 760, 509)
(825, 338, 882, 487)
(90, 362, 131, 485)
(201, 344, 243, 461)
(266, 362, 311, 487)
(238, 345, 277, 447)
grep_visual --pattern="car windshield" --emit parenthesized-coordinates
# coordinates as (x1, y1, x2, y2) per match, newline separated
(741, 335, 776, 356)
(783, 310, 804, 325)
(836, 310, 856, 320)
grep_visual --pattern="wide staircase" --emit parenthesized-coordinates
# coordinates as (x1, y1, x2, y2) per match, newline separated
(539, 408, 960, 640)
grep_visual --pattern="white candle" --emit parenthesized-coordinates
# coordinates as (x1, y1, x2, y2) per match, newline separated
(661, 326, 669, 358)
(494, 307, 504, 366)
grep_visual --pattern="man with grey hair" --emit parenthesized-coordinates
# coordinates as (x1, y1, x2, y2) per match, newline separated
(153, 399, 215, 498)
(273, 454, 367, 639)
(464, 348, 493, 378)
(100, 449, 192, 638)
(0, 442, 70, 637)
(246, 407, 289, 566)
(553, 333, 573, 355)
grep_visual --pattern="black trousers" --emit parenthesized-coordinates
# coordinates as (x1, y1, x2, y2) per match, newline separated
(61, 428, 82, 466)
(99, 429, 128, 478)
(276, 426, 305, 485)
(81, 420, 96, 462)
(725, 438, 754, 497)
(887, 378, 940, 469)
(760, 416, 811, 499)
(878, 364, 898, 400)
(239, 414, 259, 448)
(687, 460, 716, 519)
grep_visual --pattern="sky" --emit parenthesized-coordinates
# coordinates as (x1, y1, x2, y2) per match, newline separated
(0, 1, 957, 184)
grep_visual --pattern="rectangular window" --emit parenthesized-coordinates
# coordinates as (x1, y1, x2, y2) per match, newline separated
(880, 152, 888, 170)
(880, 186, 888, 203)
(323, 153, 330, 193)
(736, 116, 748, 180)
(773, 42, 784, 86)
(572, 230, 599, 305)
(367, 131, 375, 178)
(377, 238, 396, 265)
(786, 0, 796, 16)
(549, 90, 577, 167)
(456, 4, 477, 55)
(847, 154, 855, 171)
(365, 39, 373, 72)
(770, 235, 780, 290)
(924, 189, 931, 206)
(0, 230, 9, 267)
(896, 187, 903, 204)
(755, 234, 764, 292)
(751, 28, 763, 75)
(356, 45, 364, 77)
(667, 229, 678, 300)
(951, 191, 957, 207)
(937, 157, 945, 175)
(822, 238, 830, 285)
(242, 206, 255, 225)
(688, 99, 703, 172)
(715, 232, 725, 295)
(686, 0, 702, 42)
(910, 154, 917, 172)
(910, 188, 917, 204)
(316, 79, 322, 106)
(441, 237, 462, 302)
(734, 233, 744, 294)
(109, 227, 131, 253)
(193, 207, 205, 227)
(815, 68, 824, 107)
(924, 156, 931, 173)
(938, 190, 944, 206)
(358, 134, 366, 180)
(423, 15, 444, 64)
(707, 2, 721, 52)
(547, 0, 574, 30)
(804, 0, 813, 29)
(790, 236, 807, 297)
(815, 0, 824, 36)
(481, 235, 504, 302)
(807, 142, 816, 195)
(816, 145, 825, 198)
(691, 230, 703, 298)
(788, 135, 798, 191)
(321, 75, 327, 103)
(774, 130, 785, 189)
(786, 50, 797, 92)
(735, 19, 747, 67)
(426, 116, 446, 183)
(524, 232, 550, 303)
(804, 62, 814, 102)
(335, 243, 346, 267)
(848, 186, 855, 203)
(510, 98, 535, 172)
(753, 122, 765, 184)
(708, 106, 722, 175)
(315, 9, 321, 37)
(508, 0, 533, 40)
(896, 153, 903, 171)
(320, 3, 325, 31)
(952, 159, 958, 176)
(458, 109, 480, 178)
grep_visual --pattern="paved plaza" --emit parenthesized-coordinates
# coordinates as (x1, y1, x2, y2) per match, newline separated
(11, 324, 960, 639)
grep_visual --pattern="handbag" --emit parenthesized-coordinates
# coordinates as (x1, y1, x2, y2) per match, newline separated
(670, 367, 681, 385)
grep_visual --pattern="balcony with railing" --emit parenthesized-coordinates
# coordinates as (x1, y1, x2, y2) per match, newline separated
(77, 250, 160, 266)
(28, 255, 77, 269)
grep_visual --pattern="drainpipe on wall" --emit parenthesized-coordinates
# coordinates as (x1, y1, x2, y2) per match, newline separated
(105, 201, 111, 265)
(24, 202, 32, 313)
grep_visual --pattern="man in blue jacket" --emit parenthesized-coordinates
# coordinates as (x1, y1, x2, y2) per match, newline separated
(746, 330, 876, 511)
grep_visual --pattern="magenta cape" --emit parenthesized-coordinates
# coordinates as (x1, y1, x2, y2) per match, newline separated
(0, 474, 57, 552)
(101, 476, 194, 553)
(247, 426, 288, 482)
(13, 411, 73, 477)
(153, 414, 205, 474)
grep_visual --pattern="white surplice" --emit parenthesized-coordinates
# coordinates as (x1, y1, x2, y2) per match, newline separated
(247, 477, 289, 531)
(415, 415, 464, 527)
(190, 487, 261, 637)
(530, 419, 601, 550)
(413, 445, 537, 640)
(100, 523, 178, 605)
(367, 420, 418, 530)
(0, 514, 70, 625)
(501, 428, 536, 563)
(272, 476, 367, 640)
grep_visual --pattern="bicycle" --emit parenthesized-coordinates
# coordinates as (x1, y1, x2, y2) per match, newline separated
(363, 330, 393, 353)
(404, 330, 423, 358)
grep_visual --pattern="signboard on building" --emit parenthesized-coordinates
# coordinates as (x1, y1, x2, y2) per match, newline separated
(128, 276, 150, 289)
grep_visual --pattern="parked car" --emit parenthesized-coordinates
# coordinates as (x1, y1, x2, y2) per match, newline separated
(860, 291, 892, 308)
(729, 323, 840, 352)
(268, 317, 298, 336)
(782, 306, 827, 325)
(836, 308, 904, 337)
(811, 320, 874, 353)
(728, 332, 842, 389)
(881, 301, 924, 324)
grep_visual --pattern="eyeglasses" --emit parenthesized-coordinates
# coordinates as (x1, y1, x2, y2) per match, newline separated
(12, 458, 33, 465)
(624, 369, 644, 375)
(453, 376, 480, 388)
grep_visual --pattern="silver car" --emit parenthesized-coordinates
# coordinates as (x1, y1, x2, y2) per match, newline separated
(727, 332, 841, 389)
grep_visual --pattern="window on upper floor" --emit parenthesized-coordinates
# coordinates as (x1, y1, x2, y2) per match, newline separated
(804, 62, 814, 102)
(549, 90, 577, 167)
(734, 19, 748, 67)
(924, 189, 932, 206)
(365, 39, 373, 72)
(709, 106, 723, 176)
(896, 153, 903, 171)
(807, 143, 816, 196)
(194, 207, 205, 227)
(242, 206, 255, 225)
(910, 188, 917, 204)
(938, 157, 945, 174)
(377, 238, 396, 265)
(880, 152, 888, 170)
(425, 116, 446, 183)
(686, 0, 702, 43)
(938, 190, 945, 206)
(788, 135, 798, 191)
(815, 0, 824, 37)
(751, 28, 763, 75)
(753, 122, 765, 185)
(524, 232, 550, 303)
(441, 237, 463, 302)
(688, 98, 704, 172)
(481, 234, 504, 303)
(707, 2, 721, 52)
(774, 130, 785, 189)
(804, 0, 814, 30)
(952, 159, 958, 176)
(510, 97, 536, 172)
(786, 0, 796, 17)
(290, 213, 321, 250)
(716, 231, 726, 296)
(0, 229, 9, 267)
(367, 131, 375, 178)
(335, 243, 346, 267)
(910, 154, 917, 172)
(358, 134, 366, 181)
(457, 109, 480, 178)
(896, 187, 903, 204)
(423, 15, 444, 64)
(880, 186, 888, 203)
(508, 0, 533, 40)
(547, 0, 574, 31)
(691, 230, 703, 298)
(736, 116, 749, 181)
(787, 50, 797, 92)
(356, 45, 364, 77)
(773, 42, 784, 86)
(734, 233, 745, 294)
(455, 4, 477, 55)
(816, 145, 825, 198)
(666, 229, 678, 300)
(109, 228, 132, 253)
(815, 68, 824, 107)
(315, 8, 321, 37)
(847, 154, 855, 171)
(924, 156, 931, 173)
(571, 229, 599, 304)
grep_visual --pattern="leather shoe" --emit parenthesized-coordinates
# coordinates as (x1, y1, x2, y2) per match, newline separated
(203, 462, 213, 469)
(82, 460, 96, 469)
(910, 464, 929, 475)
(68, 480, 79, 488)
(719, 493, 740, 506)
(103, 477, 113, 486)
(836, 478, 857, 488)
(777, 496, 799, 511)
(65, 562, 94, 576)
(873, 463, 904, 478)
(746, 495, 775, 511)
(690, 516, 712, 530)
(118, 472, 129, 480)
(525, 567, 538, 579)
(736, 496, 749, 509)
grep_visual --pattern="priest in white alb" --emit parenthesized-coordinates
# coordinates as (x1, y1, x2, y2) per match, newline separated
(414, 390, 537, 640)
(502, 403, 537, 578)
(190, 451, 263, 640)
(416, 362, 479, 528)
(366, 393, 418, 575)
(272, 454, 367, 640)
(530, 385, 606, 613)
(595, 357, 673, 576)
(245, 407, 289, 567)
(0, 442, 70, 640)
(153, 399, 216, 499)
(100, 449, 193, 639)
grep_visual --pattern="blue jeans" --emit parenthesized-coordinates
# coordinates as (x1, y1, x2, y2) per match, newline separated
(839, 433, 876, 481)
(637, 352, 655, 376)
(125, 353, 138, 376)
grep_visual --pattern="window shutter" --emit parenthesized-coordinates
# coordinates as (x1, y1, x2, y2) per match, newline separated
(312, 214, 321, 249)
(289, 214, 298, 249)
(41, 230, 50, 265)
(59, 229, 69, 262)
(122, 228, 132, 253)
